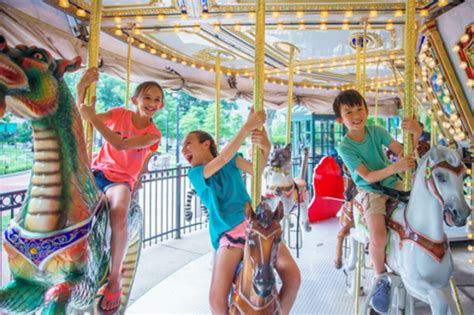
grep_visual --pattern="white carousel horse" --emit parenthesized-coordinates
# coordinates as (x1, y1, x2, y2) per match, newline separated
(347, 145, 470, 314)
(263, 144, 311, 245)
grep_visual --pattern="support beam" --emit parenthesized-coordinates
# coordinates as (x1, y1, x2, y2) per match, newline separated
(251, 0, 266, 210)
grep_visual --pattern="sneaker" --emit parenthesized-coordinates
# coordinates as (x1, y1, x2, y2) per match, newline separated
(370, 275, 391, 313)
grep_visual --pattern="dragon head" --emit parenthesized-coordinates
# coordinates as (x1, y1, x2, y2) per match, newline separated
(0, 35, 81, 119)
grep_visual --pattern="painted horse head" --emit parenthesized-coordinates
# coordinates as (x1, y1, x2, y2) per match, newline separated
(421, 145, 470, 227)
(0, 35, 100, 233)
(265, 144, 293, 196)
(244, 199, 283, 298)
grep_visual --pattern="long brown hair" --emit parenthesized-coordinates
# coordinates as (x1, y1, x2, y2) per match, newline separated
(189, 130, 218, 157)
(134, 81, 165, 103)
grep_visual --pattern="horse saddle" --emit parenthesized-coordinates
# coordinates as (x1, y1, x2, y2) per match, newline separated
(353, 194, 448, 262)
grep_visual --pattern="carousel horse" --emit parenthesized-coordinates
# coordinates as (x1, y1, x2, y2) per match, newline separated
(0, 36, 142, 314)
(339, 141, 430, 271)
(263, 144, 311, 236)
(334, 164, 357, 269)
(230, 199, 284, 315)
(348, 145, 470, 314)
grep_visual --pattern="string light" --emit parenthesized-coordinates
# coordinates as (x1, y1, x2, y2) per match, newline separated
(158, 13, 165, 21)
(138, 43, 146, 49)
(439, 0, 448, 6)
(345, 10, 353, 18)
(114, 17, 122, 24)
(59, 0, 70, 8)
(76, 9, 86, 17)
(225, 12, 233, 19)
(320, 11, 329, 18)
(202, 12, 210, 19)
(320, 23, 327, 31)
(420, 9, 429, 17)
(234, 22, 241, 32)
(136, 15, 143, 22)
(296, 11, 304, 18)
(369, 10, 378, 17)
(272, 11, 280, 18)
(394, 10, 403, 17)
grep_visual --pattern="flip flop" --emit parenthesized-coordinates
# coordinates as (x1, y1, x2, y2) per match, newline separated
(98, 286, 122, 314)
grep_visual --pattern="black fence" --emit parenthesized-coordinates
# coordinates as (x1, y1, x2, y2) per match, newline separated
(0, 156, 339, 248)
(0, 165, 208, 249)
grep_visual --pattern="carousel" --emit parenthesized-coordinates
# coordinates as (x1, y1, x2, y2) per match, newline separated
(0, 0, 472, 314)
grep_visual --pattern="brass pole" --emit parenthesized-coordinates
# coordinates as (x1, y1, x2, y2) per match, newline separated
(355, 36, 362, 93)
(403, 0, 416, 191)
(430, 110, 437, 145)
(125, 26, 134, 109)
(85, 0, 103, 157)
(374, 60, 380, 124)
(215, 51, 221, 150)
(355, 242, 362, 315)
(286, 46, 295, 145)
(251, 0, 266, 210)
(362, 19, 368, 97)
(450, 277, 465, 315)
(391, 61, 405, 109)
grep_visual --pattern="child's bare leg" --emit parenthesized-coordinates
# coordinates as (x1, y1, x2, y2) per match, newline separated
(366, 213, 387, 275)
(210, 247, 243, 314)
(101, 184, 131, 311)
(335, 220, 352, 269)
(275, 242, 301, 315)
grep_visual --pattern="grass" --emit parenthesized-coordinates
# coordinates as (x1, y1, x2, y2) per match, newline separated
(0, 147, 34, 175)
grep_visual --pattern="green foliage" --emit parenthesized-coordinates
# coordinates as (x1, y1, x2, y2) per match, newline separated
(203, 101, 243, 145)
(1, 71, 247, 173)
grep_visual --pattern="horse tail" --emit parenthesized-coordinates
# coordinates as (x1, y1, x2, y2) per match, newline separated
(185, 189, 196, 221)
(184, 189, 208, 222)
(0, 279, 45, 313)
(116, 198, 143, 313)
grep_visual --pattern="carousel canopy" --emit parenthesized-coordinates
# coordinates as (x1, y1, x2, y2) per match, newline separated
(0, 1, 465, 116)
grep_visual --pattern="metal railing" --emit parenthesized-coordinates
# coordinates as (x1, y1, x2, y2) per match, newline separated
(0, 165, 208, 249)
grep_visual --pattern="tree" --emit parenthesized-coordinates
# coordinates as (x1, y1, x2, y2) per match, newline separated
(203, 101, 244, 145)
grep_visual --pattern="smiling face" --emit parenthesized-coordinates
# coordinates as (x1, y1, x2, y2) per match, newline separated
(181, 132, 214, 167)
(132, 85, 164, 118)
(336, 103, 368, 131)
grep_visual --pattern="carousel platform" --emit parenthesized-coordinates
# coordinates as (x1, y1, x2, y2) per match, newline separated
(127, 217, 474, 314)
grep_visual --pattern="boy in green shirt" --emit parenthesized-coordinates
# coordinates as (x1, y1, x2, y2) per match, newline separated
(333, 89, 422, 313)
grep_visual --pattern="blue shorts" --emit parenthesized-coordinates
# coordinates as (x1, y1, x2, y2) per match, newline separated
(93, 170, 131, 193)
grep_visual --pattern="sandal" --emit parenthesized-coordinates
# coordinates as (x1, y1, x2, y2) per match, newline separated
(98, 286, 122, 314)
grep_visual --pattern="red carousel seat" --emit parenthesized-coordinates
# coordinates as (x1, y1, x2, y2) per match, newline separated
(308, 156, 345, 222)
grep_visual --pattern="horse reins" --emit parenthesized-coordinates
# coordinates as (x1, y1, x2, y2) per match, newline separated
(388, 159, 466, 262)
(424, 159, 466, 209)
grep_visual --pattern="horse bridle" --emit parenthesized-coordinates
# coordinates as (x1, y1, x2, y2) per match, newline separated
(424, 159, 466, 209)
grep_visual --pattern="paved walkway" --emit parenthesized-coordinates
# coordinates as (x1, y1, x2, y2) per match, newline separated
(127, 218, 474, 314)
(0, 171, 30, 193)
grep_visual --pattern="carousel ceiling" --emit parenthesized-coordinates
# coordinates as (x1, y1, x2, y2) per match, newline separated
(45, 0, 452, 92)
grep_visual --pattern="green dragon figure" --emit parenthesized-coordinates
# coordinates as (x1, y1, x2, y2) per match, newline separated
(0, 35, 143, 314)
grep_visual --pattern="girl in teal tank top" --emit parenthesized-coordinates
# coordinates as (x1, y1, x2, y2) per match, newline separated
(182, 110, 301, 314)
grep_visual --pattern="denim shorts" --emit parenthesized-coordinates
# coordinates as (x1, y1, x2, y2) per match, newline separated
(93, 170, 131, 193)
